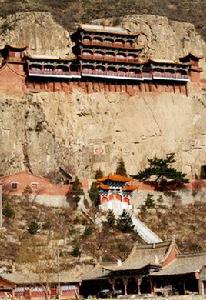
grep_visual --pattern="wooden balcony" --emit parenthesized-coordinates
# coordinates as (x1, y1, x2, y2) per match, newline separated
(80, 54, 139, 64)
(153, 71, 189, 81)
(81, 40, 138, 51)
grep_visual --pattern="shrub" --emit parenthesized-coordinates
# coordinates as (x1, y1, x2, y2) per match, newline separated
(106, 209, 116, 227)
(3, 204, 15, 219)
(83, 226, 93, 236)
(71, 244, 81, 257)
(144, 194, 155, 209)
(27, 220, 39, 235)
(116, 210, 134, 233)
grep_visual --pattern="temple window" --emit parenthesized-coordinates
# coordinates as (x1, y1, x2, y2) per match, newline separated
(82, 50, 93, 57)
(105, 51, 114, 59)
(125, 39, 133, 47)
(94, 51, 104, 58)
(104, 38, 113, 44)
(83, 35, 91, 43)
(62, 66, 70, 74)
(82, 65, 94, 74)
(11, 182, 18, 189)
(118, 67, 128, 76)
(44, 65, 54, 74)
(55, 66, 63, 74)
(95, 65, 105, 74)
(128, 53, 137, 60)
(107, 66, 116, 75)
(70, 64, 79, 74)
(115, 38, 124, 46)
(93, 36, 103, 43)
(116, 52, 126, 60)
(30, 64, 42, 73)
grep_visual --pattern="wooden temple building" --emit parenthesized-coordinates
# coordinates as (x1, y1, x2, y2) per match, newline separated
(96, 174, 136, 213)
(0, 271, 80, 300)
(0, 24, 203, 95)
(80, 240, 206, 297)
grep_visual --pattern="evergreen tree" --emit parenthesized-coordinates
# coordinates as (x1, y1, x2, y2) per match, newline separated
(116, 210, 135, 233)
(133, 153, 188, 188)
(106, 209, 116, 227)
(28, 220, 39, 235)
(3, 203, 15, 219)
(144, 193, 155, 209)
(71, 244, 81, 257)
(95, 168, 104, 179)
(69, 176, 84, 208)
(116, 158, 127, 176)
(88, 182, 99, 205)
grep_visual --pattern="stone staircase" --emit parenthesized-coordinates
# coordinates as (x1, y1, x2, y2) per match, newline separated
(131, 214, 162, 244)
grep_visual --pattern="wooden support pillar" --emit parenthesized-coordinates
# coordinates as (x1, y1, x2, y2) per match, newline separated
(108, 278, 115, 294)
(122, 278, 128, 295)
(135, 276, 142, 295)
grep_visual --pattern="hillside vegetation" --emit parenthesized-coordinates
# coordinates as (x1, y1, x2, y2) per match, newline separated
(0, 0, 206, 39)
(1, 196, 205, 273)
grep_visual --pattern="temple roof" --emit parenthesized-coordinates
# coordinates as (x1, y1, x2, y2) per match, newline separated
(179, 52, 203, 61)
(109, 241, 174, 272)
(0, 271, 80, 284)
(97, 173, 134, 183)
(151, 252, 206, 276)
(77, 24, 135, 36)
(0, 44, 27, 52)
(81, 266, 110, 281)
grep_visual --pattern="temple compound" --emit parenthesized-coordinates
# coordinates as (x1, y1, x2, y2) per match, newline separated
(0, 24, 203, 95)
(80, 240, 206, 297)
(96, 174, 136, 213)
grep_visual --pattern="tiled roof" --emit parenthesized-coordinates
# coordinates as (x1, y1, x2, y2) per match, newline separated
(151, 252, 206, 276)
(1, 271, 80, 284)
(79, 24, 134, 36)
(81, 266, 110, 281)
(110, 241, 173, 271)
(97, 174, 133, 183)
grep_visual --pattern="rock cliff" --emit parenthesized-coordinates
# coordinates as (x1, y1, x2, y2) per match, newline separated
(0, 12, 206, 180)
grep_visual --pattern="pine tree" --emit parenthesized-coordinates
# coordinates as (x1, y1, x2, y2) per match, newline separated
(133, 153, 188, 188)
(116, 158, 127, 176)
(106, 209, 116, 227)
(144, 193, 155, 209)
(3, 203, 15, 219)
(69, 176, 84, 208)
(116, 210, 134, 233)
(88, 182, 99, 205)
(28, 220, 39, 235)
(95, 168, 104, 179)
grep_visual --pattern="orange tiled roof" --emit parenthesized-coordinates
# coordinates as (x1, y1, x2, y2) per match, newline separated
(97, 173, 133, 183)
(122, 185, 138, 191)
(99, 183, 110, 190)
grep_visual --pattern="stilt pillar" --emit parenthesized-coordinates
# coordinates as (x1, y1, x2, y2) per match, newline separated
(122, 277, 128, 295)
(108, 278, 115, 294)
(135, 276, 142, 295)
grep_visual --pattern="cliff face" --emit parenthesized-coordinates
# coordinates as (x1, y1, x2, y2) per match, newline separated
(0, 13, 206, 180)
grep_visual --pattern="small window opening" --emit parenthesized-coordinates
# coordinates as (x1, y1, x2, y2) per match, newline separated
(11, 182, 18, 189)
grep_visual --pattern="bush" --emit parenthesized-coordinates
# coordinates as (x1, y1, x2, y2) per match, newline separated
(27, 220, 39, 235)
(3, 204, 15, 219)
(116, 210, 134, 233)
(116, 158, 127, 176)
(144, 194, 155, 209)
(106, 209, 116, 227)
(88, 182, 99, 205)
(83, 226, 93, 236)
(71, 244, 81, 257)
